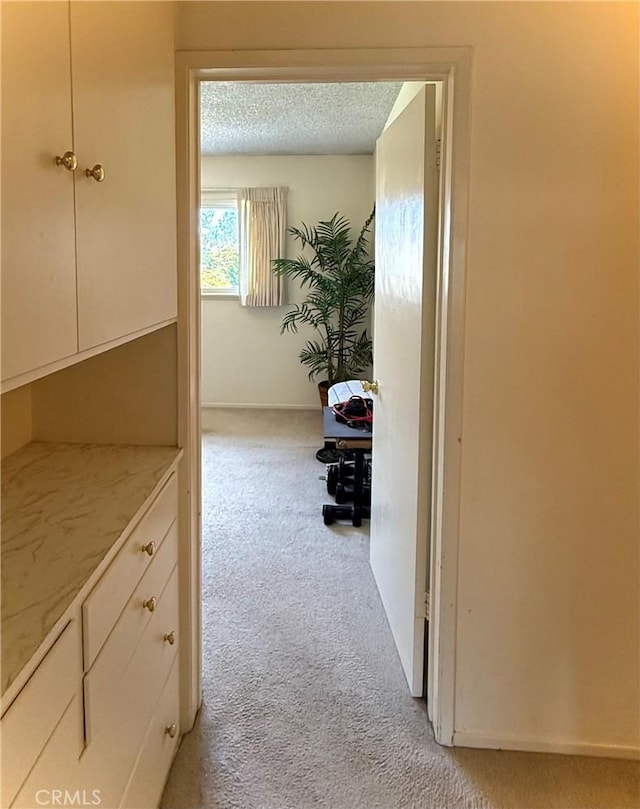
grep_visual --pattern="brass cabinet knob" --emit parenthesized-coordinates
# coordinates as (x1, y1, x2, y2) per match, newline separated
(164, 631, 176, 646)
(362, 380, 379, 395)
(55, 151, 77, 172)
(85, 163, 105, 182)
(142, 596, 156, 613)
(165, 723, 177, 738)
(141, 541, 155, 557)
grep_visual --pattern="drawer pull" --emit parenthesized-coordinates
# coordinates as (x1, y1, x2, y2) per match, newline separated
(164, 631, 176, 646)
(165, 723, 177, 739)
(142, 597, 157, 613)
(141, 541, 156, 557)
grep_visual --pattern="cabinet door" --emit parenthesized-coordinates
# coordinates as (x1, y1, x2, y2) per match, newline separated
(71, 1, 177, 352)
(1, 1, 78, 382)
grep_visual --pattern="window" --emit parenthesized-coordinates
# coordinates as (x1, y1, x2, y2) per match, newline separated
(200, 192, 239, 296)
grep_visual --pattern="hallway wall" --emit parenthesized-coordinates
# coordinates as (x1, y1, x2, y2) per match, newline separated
(177, 2, 640, 755)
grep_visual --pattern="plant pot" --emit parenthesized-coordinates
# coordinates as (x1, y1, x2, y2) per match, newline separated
(318, 380, 330, 408)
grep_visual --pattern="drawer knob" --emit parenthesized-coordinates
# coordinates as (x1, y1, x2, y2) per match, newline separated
(165, 723, 177, 738)
(164, 631, 176, 646)
(141, 541, 156, 556)
(142, 596, 157, 613)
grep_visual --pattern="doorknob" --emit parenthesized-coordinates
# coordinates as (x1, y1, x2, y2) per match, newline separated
(362, 380, 379, 395)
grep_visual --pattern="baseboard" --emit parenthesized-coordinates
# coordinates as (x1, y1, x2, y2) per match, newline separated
(452, 730, 640, 759)
(201, 402, 319, 411)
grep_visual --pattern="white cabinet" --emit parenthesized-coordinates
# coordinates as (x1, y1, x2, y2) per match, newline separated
(121, 660, 181, 809)
(71, 2, 177, 351)
(76, 477, 181, 808)
(1, 1, 177, 386)
(1, 452, 182, 809)
(82, 475, 178, 669)
(11, 696, 84, 809)
(0, 621, 83, 809)
(0, 2, 78, 380)
(80, 567, 180, 806)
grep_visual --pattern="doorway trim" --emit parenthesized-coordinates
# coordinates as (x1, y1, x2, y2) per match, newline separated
(175, 47, 472, 746)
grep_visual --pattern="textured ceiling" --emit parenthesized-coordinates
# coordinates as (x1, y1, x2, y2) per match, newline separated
(200, 81, 403, 156)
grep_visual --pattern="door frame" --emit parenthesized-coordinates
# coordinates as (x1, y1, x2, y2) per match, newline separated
(175, 47, 472, 746)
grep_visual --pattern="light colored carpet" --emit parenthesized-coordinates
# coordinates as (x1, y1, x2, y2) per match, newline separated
(161, 408, 639, 809)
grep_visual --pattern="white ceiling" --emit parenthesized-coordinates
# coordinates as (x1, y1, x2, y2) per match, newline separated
(200, 81, 403, 156)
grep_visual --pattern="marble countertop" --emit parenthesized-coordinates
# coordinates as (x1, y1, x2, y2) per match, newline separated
(1, 441, 181, 697)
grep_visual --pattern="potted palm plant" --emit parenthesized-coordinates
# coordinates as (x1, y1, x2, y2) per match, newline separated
(272, 208, 375, 406)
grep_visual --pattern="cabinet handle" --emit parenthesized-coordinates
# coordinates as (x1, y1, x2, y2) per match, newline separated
(164, 631, 176, 646)
(85, 164, 105, 182)
(141, 541, 155, 557)
(55, 151, 77, 172)
(165, 723, 177, 739)
(142, 596, 156, 613)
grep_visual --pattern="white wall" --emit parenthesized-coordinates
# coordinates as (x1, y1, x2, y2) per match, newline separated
(180, 1, 639, 756)
(200, 155, 374, 407)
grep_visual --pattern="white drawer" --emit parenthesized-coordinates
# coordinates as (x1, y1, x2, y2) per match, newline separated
(120, 660, 180, 809)
(11, 696, 83, 809)
(84, 526, 178, 740)
(1, 621, 81, 808)
(83, 474, 177, 669)
(79, 567, 179, 805)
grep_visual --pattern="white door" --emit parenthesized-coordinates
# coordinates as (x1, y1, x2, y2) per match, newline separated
(369, 85, 439, 697)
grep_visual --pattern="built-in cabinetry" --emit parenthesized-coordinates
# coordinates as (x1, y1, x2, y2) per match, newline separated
(1, 2, 185, 807)
(1, 1, 177, 387)
(1, 444, 182, 809)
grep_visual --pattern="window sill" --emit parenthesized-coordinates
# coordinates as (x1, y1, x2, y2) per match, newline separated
(200, 291, 240, 301)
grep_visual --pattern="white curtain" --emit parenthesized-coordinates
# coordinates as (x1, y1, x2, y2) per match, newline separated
(238, 187, 287, 307)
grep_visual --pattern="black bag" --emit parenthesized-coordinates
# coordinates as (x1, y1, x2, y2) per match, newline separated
(332, 395, 373, 430)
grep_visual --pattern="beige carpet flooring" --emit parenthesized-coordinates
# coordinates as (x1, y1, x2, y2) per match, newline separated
(160, 408, 639, 809)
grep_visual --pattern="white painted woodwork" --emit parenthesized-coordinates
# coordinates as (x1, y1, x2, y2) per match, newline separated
(71, 1, 177, 351)
(369, 86, 438, 696)
(84, 525, 178, 740)
(120, 660, 181, 809)
(82, 475, 178, 669)
(79, 568, 179, 808)
(0, 622, 81, 808)
(175, 56, 205, 734)
(11, 697, 83, 809)
(1, 2, 78, 381)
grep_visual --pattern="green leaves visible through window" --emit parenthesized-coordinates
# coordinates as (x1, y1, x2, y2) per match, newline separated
(200, 206, 239, 293)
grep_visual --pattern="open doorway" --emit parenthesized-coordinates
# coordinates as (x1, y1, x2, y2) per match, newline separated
(197, 75, 442, 677)
(174, 49, 473, 750)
